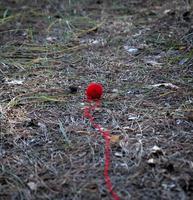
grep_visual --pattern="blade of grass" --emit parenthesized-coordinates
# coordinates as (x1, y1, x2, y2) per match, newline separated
(58, 120, 71, 145)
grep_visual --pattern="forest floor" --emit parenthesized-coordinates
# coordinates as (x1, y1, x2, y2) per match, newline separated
(1, 0, 193, 199)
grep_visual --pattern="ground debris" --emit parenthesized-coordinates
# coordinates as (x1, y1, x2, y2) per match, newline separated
(1, 0, 193, 199)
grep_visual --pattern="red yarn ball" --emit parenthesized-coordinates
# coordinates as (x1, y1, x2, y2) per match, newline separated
(86, 82, 103, 100)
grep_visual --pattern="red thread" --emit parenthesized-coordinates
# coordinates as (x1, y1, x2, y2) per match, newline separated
(84, 83, 120, 200)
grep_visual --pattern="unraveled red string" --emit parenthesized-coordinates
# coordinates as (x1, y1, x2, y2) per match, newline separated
(83, 83, 120, 200)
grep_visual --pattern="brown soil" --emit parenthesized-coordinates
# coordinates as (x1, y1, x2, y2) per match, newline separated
(0, 0, 193, 199)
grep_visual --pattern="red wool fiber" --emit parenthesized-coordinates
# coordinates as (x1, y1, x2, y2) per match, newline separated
(86, 82, 103, 101)
(84, 83, 120, 200)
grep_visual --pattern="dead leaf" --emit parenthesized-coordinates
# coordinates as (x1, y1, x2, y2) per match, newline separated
(164, 9, 171, 14)
(147, 83, 179, 90)
(128, 114, 139, 120)
(184, 111, 193, 122)
(122, 126, 135, 132)
(6, 79, 24, 85)
(27, 182, 37, 191)
(46, 36, 57, 42)
(147, 158, 156, 167)
(114, 152, 123, 157)
(150, 145, 164, 156)
(110, 135, 121, 144)
(124, 45, 139, 54)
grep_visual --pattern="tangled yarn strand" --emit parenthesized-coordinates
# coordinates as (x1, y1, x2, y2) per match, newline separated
(84, 101, 120, 200)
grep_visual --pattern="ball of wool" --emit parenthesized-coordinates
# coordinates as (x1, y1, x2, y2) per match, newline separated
(86, 82, 103, 100)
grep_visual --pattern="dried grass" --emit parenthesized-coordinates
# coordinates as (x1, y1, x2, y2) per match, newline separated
(1, 0, 193, 199)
